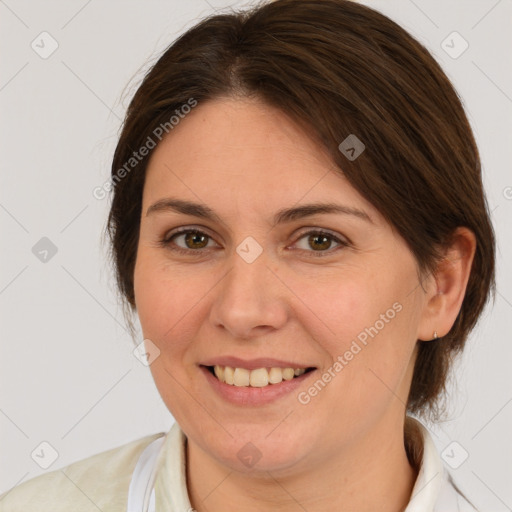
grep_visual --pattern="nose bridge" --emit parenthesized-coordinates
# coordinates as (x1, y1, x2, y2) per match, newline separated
(209, 240, 287, 338)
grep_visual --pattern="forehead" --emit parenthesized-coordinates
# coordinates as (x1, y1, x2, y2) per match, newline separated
(147, 97, 332, 175)
(143, 97, 381, 224)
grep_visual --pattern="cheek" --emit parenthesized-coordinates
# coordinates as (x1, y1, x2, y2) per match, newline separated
(292, 265, 399, 352)
(133, 255, 204, 419)
(293, 264, 419, 410)
(134, 251, 195, 328)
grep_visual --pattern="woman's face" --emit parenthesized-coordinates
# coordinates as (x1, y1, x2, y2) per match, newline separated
(134, 97, 430, 472)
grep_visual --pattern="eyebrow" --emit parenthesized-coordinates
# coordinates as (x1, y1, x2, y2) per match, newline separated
(145, 198, 373, 226)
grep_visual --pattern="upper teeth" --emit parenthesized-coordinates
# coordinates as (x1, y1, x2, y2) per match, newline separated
(213, 365, 307, 387)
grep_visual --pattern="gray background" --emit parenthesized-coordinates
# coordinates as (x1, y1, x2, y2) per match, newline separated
(1, 0, 511, 509)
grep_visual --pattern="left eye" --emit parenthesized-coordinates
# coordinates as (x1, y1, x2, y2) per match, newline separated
(160, 228, 348, 257)
(293, 230, 348, 256)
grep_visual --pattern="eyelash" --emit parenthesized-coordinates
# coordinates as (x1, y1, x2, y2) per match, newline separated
(158, 227, 350, 258)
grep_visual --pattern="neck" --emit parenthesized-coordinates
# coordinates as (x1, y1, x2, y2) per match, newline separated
(186, 415, 419, 512)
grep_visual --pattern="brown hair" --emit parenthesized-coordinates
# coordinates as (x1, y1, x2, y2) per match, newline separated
(107, 0, 495, 419)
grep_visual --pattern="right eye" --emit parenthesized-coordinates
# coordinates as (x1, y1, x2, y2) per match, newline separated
(159, 228, 219, 255)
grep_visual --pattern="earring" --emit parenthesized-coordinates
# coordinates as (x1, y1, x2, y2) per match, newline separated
(432, 331, 439, 340)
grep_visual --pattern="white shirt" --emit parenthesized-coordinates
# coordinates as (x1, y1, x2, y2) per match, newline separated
(404, 419, 477, 511)
(0, 417, 477, 511)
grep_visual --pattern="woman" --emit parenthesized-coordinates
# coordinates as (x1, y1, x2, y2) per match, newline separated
(0, 0, 495, 510)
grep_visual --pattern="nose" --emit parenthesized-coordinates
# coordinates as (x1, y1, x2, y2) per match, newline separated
(208, 248, 288, 340)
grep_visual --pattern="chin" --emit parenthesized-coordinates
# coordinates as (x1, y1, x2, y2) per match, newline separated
(199, 425, 313, 474)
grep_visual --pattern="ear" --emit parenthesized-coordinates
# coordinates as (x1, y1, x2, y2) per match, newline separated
(417, 227, 476, 341)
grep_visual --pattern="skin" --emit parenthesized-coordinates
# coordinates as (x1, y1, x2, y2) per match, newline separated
(133, 97, 476, 512)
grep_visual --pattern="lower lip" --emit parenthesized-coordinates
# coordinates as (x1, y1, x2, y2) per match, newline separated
(200, 366, 316, 406)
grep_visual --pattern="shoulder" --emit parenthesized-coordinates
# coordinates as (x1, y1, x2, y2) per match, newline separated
(0, 432, 165, 512)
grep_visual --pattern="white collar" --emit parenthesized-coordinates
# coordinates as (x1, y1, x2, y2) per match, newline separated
(153, 418, 475, 511)
(404, 416, 449, 511)
(405, 417, 477, 511)
(154, 422, 190, 511)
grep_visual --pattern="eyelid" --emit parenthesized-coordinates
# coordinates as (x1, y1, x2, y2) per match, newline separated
(161, 225, 351, 256)
(163, 225, 349, 243)
(291, 226, 351, 245)
(163, 225, 218, 243)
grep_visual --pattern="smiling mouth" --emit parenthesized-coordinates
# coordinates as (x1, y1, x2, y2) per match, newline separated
(203, 365, 316, 388)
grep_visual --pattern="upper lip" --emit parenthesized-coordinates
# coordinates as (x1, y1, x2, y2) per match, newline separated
(200, 356, 315, 371)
